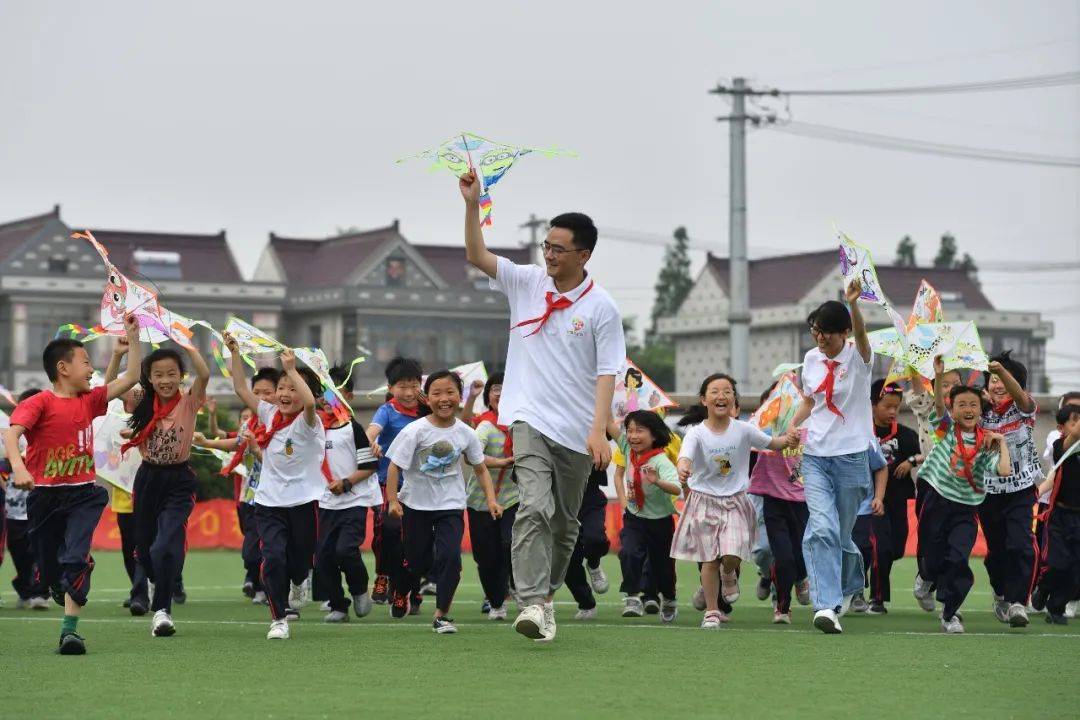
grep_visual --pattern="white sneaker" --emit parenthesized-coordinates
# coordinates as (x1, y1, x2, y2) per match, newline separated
(513, 604, 546, 640)
(992, 594, 1009, 623)
(574, 607, 598, 621)
(252, 591, 268, 605)
(488, 605, 508, 621)
(622, 596, 645, 617)
(700, 611, 723, 629)
(691, 586, 707, 611)
(324, 610, 349, 623)
(319, 601, 332, 612)
(1007, 603, 1029, 628)
(151, 609, 176, 637)
(586, 565, 609, 594)
(795, 578, 811, 606)
(941, 614, 965, 634)
(848, 593, 869, 614)
(28, 596, 50, 610)
(536, 602, 556, 643)
(913, 574, 935, 612)
(660, 600, 678, 624)
(813, 609, 843, 634)
(1066, 600, 1078, 619)
(267, 620, 290, 640)
(289, 581, 309, 609)
(353, 593, 373, 618)
(773, 610, 791, 624)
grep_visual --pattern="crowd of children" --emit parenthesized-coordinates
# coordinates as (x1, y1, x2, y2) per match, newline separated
(1, 304, 1078, 651)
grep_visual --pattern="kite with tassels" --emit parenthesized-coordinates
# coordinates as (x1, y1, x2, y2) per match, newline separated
(612, 359, 677, 424)
(870, 320, 988, 381)
(837, 229, 907, 339)
(872, 280, 945, 385)
(397, 132, 575, 226)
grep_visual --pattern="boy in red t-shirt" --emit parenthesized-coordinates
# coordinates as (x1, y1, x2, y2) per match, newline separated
(3, 315, 142, 655)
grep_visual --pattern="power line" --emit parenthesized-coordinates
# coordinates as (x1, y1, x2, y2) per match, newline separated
(767, 120, 1080, 167)
(733, 71, 1080, 97)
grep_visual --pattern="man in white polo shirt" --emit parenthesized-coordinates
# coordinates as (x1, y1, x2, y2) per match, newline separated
(458, 169, 625, 643)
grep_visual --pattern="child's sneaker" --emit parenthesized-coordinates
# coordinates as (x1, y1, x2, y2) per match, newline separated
(390, 592, 409, 619)
(622, 596, 645, 617)
(1045, 612, 1068, 625)
(660, 600, 678, 624)
(1066, 600, 1078, 619)
(353, 593, 372, 618)
(152, 610, 176, 637)
(721, 570, 740, 603)
(643, 598, 660, 615)
(795, 578, 811, 606)
(289, 581, 309, 609)
(324, 610, 349, 623)
(129, 598, 148, 616)
(319, 601, 332, 612)
(372, 575, 389, 604)
(992, 594, 1009, 623)
(941, 614, 964, 634)
(574, 607, 597, 621)
(57, 632, 87, 655)
(1007, 603, 1029, 628)
(1030, 585, 1048, 613)
(28, 596, 50, 611)
(848, 593, 869, 614)
(267, 620, 290, 640)
(512, 604, 546, 640)
(587, 564, 609, 594)
(408, 594, 423, 615)
(773, 610, 791, 624)
(913, 574, 935, 612)
(691, 586, 707, 611)
(284, 607, 300, 622)
(756, 575, 772, 601)
(419, 581, 437, 596)
(537, 602, 556, 643)
(481, 598, 491, 614)
(432, 616, 457, 634)
(813, 609, 843, 634)
(242, 581, 255, 599)
(488, 605, 508, 621)
(700, 611, 724, 629)
(867, 601, 887, 615)
(252, 591, 268, 605)
(173, 582, 187, 605)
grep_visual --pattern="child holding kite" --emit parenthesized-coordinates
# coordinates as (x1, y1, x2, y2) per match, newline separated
(4, 314, 143, 654)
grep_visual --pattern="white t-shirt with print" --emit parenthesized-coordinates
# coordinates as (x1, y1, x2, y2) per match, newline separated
(254, 400, 327, 508)
(801, 342, 875, 457)
(982, 396, 1042, 495)
(492, 256, 626, 455)
(386, 417, 485, 511)
(679, 420, 772, 497)
(319, 423, 381, 511)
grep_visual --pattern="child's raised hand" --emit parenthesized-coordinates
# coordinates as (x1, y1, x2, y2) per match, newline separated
(468, 379, 484, 398)
(844, 279, 863, 305)
(988, 360, 1004, 377)
(113, 336, 130, 357)
(222, 332, 240, 354)
(123, 313, 140, 338)
(933, 355, 945, 377)
(459, 169, 481, 204)
(387, 500, 404, 520)
(280, 348, 296, 372)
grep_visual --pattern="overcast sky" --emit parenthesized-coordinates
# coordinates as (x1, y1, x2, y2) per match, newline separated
(2, 1, 1077, 388)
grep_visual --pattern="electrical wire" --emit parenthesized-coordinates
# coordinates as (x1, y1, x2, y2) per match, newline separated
(763, 71, 1080, 97)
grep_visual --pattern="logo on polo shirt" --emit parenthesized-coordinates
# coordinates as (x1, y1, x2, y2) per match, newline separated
(568, 316, 586, 337)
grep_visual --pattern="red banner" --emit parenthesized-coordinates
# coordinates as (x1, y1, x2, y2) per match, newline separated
(92, 498, 989, 556)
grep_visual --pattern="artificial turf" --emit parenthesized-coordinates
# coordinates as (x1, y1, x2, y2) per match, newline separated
(1, 551, 1076, 719)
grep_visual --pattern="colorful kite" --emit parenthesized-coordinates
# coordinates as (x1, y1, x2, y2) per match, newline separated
(612, 359, 677, 424)
(837, 229, 906, 338)
(869, 320, 988, 380)
(92, 400, 143, 493)
(750, 372, 803, 438)
(878, 280, 945, 384)
(398, 132, 574, 226)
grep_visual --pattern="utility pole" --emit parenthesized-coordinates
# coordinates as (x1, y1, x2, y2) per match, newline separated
(710, 77, 777, 391)
(520, 213, 547, 266)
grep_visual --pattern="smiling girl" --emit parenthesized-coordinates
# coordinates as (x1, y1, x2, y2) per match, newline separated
(119, 335, 211, 638)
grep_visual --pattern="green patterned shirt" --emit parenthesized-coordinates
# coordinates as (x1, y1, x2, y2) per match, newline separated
(920, 409, 999, 506)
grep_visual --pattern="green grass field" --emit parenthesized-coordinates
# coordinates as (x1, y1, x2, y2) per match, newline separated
(2, 551, 1076, 718)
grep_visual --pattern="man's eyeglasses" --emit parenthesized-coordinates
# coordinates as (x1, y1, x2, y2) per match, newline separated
(541, 241, 584, 257)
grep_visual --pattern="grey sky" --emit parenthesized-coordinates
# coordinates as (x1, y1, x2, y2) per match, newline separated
(1, 1, 1077, 388)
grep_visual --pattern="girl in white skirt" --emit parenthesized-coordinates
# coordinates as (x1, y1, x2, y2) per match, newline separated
(673, 373, 798, 628)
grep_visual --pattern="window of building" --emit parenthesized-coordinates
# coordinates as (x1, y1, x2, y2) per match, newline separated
(133, 249, 182, 280)
(47, 256, 69, 273)
(307, 324, 322, 349)
(385, 258, 406, 287)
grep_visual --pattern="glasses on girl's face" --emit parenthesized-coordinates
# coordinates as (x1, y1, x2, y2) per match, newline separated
(541, 241, 583, 257)
(809, 325, 832, 338)
(709, 389, 736, 399)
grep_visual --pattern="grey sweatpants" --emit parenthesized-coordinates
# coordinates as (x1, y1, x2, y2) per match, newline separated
(510, 422, 594, 606)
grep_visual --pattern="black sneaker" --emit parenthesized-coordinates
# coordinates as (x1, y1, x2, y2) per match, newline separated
(390, 592, 409, 619)
(129, 598, 148, 617)
(284, 607, 300, 622)
(242, 581, 255, 599)
(432, 616, 457, 634)
(643, 597, 660, 615)
(481, 599, 491, 614)
(1031, 585, 1048, 613)
(57, 632, 87, 655)
(1045, 613, 1068, 625)
(756, 575, 772, 601)
(409, 594, 423, 616)
(173, 583, 187, 605)
(867, 601, 888, 615)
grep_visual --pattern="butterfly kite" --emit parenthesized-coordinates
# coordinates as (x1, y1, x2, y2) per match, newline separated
(612, 359, 677, 424)
(398, 132, 575, 226)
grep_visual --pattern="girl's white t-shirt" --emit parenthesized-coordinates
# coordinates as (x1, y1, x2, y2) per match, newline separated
(679, 420, 771, 497)
(319, 423, 381, 511)
(255, 400, 326, 508)
(386, 417, 485, 511)
(801, 342, 875, 457)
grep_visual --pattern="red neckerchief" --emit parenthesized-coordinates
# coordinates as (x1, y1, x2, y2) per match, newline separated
(992, 396, 1014, 416)
(474, 409, 512, 491)
(318, 409, 346, 485)
(814, 359, 844, 420)
(390, 398, 420, 418)
(513, 280, 595, 337)
(876, 421, 898, 445)
(629, 447, 665, 510)
(951, 424, 985, 493)
(258, 409, 300, 449)
(219, 416, 267, 477)
(121, 391, 183, 456)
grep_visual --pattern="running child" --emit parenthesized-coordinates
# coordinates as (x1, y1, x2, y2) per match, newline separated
(315, 365, 380, 622)
(851, 440, 889, 613)
(385, 370, 501, 634)
(116, 333, 211, 637)
(918, 356, 1010, 634)
(1033, 402, 1080, 624)
(672, 373, 798, 629)
(226, 335, 324, 640)
(366, 356, 427, 606)
(3, 315, 143, 654)
(611, 410, 681, 623)
(2, 389, 49, 610)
